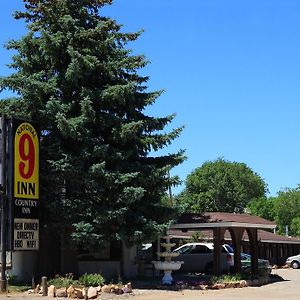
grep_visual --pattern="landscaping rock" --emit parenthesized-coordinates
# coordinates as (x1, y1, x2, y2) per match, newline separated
(101, 285, 111, 293)
(67, 285, 76, 298)
(95, 286, 101, 292)
(56, 287, 67, 297)
(48, 285, 56, 297)
(224, 282, 233, 288)
(122, 282, 132, 293)
(35, 284, 41, 293)
(252, 279, 260, 286)
(87, 287, 98, 299)
(245, 280, 252, 287)
(212, 283, 226, 289)
(75, 288, 84, 299)
(239, 280, 247, 288)
(198, 284, 208, 290)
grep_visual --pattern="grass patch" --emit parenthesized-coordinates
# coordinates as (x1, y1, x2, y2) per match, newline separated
(211, 273, 242, 284)
(8, 284, 31, 293)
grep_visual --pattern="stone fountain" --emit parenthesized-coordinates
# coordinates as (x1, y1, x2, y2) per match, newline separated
(152, 236, 184, 285)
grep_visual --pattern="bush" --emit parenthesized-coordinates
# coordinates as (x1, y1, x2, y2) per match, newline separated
(7, 275, 19, 285)
(48, 274, 77, 288)
(78, 273, 105, 287)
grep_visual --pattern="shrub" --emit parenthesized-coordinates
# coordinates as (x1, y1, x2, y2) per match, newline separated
(78, 273, 105, 287)
(48, 274, 76, 288)
(7, 275, 19, 285)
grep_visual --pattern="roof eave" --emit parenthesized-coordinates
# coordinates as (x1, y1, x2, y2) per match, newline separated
(170, 222, 276, 230)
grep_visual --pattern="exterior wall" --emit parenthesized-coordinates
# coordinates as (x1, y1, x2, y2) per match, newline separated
(122, 242, 138, 279)
(7, 225, 138, 282)
(38, 226, 61, 278)
(8, 251, 38, 282)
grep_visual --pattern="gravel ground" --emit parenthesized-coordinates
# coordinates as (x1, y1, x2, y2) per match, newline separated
(1, 269, 299, 300)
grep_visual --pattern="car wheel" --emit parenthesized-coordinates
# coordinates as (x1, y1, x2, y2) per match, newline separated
(291, 261, 300, 269)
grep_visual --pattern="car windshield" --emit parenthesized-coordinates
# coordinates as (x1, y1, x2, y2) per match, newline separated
(241, 253, 251, 260)
(223, 244, 234, 253)
(175, 245, 192, 254)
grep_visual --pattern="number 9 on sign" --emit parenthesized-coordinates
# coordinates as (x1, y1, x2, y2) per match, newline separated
(14, 122, 39, 199)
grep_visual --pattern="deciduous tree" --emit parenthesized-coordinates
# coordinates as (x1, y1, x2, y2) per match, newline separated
(177, 158, 267, 213)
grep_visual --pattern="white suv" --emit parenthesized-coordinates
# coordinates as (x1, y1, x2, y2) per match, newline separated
(173, 242, 234, 274)
(285, 254, 300, 269)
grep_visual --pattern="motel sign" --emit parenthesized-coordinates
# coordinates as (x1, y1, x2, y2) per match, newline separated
(12, 119, 39, 250)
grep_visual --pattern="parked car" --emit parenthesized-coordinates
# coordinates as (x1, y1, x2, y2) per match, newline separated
(285, 254, 300, 269)
(173, 242, 234, 273)
(241, 253, 271, 274)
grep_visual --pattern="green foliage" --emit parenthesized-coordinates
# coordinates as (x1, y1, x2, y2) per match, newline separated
(0, 0, 185, 246)
(78, 273, 105, 287)
(248, 186, 300, 237)
(188, 231, 205, 242)
(177, 158, 267, 213)
(7, 275, 20, 285)
(48, 274, 77, 288)
(269, 186, 300, 235)
(247, 197, 277, 221)
(290, 217, 300, 237)
(8, 284, 31, 293)
(211, 274, 242, 284)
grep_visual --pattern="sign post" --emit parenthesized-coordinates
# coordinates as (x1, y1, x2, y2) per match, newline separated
(0, 117, 39, 292)
(0, 115, 7, 292)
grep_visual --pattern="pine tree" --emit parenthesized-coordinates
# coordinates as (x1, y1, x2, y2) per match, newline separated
(0, 0, 185, 246)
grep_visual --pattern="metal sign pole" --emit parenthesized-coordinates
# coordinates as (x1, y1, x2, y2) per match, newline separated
(0, 115, 7, 292)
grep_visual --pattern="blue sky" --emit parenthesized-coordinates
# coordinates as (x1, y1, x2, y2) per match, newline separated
(1, 0, 300, 196)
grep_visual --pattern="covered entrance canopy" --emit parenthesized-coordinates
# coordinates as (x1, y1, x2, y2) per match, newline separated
(169, 212, 276, 275)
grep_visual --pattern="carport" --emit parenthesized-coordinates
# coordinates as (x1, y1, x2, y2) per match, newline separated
(169, 212, 276, 275)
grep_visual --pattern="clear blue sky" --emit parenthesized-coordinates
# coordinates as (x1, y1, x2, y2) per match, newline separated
(1, 0, 300, 196)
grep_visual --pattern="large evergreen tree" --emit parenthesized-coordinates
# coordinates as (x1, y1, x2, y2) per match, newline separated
(0, 0, 184, 246)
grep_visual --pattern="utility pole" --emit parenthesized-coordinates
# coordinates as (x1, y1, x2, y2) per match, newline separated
(0, 115, 7, 292)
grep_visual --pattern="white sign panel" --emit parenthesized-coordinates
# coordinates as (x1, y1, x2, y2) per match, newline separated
(14, 218, 39, 250)
(0, 251, 12, 268)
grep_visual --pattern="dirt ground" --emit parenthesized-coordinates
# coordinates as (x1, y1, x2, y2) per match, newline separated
(0, 269, 299, 300)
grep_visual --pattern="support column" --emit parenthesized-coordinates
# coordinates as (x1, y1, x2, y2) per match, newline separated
(247, 228, 258, 275)
(230, 228, 244, 274)
(213, 227, 225, 276)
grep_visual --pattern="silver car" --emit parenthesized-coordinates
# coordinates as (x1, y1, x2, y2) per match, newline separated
(286, 254, 300, 269)
(173, 242, 234, 273)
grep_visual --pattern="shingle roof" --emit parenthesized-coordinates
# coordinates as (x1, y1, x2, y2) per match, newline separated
(167, 228, 300, 244)
(175, 212, 276, 226)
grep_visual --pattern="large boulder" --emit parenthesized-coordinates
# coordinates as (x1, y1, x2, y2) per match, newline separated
(87, 287, 98, 299)
(47, 285, 56, 297)
(101, 285, 111, 293)
(56, 287, 67, 297)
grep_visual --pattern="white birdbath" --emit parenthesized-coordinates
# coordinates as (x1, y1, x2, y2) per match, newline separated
(152, 236, 183, 285)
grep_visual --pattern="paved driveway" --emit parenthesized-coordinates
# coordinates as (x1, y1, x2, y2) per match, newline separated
(132, 269, 300, 300)
(0, 269, 299, 300)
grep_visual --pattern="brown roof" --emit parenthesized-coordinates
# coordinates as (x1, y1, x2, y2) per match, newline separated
(175, 212, 275, 226)
(167, 228, 300, 244)
(170, 212, 276, 231)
